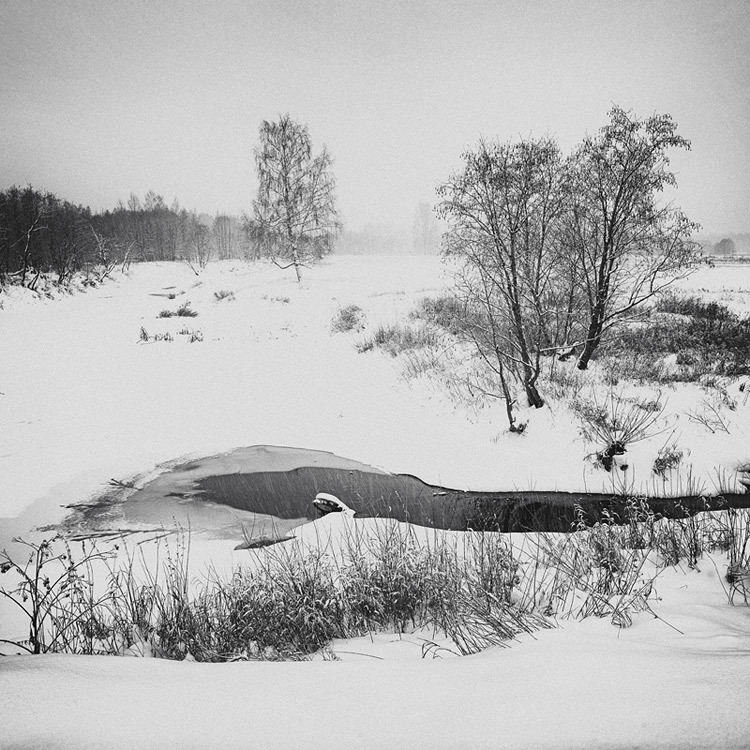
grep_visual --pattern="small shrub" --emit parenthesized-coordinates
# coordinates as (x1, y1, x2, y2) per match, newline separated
(140, 329, 173, 343)
(598, 295, 750, 381)
(158, 302, 197, 318)
(176, 327, 204, 343)
(357, 323, 438, 356)
(570, 398, 610, 433)
(214, 290, 235, 302)
(530, 511, 658, 624)
(675, 350, 696, 366)
(411, 295, 470, 336)
(628, 397, 663, 413)
(599, 352, 675, 386)
(176, 302, 197, 317)
(621, 496, 657, 551)
(656, 502, 704, 569)
(0, 537, 116, 655)
(652, 444, 684, 477)
(331, 304, 366, 333)
(655, 292, 738, 322)
(687, 399, 731, 434)
(572, 390, 666, 470)
(699, 378, 737, 410)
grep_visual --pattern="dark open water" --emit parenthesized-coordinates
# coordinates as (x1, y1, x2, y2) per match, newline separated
(62, 446, 750, 542)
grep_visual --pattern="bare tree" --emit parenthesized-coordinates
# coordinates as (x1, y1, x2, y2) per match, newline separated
(49, 201, 88, 285)
(212, 214, 236, 260)
(566, 106, 701, 370)
(89, 226, 121, 281)
(253, 115, 339, 281)
(438, 137, 567, 418)
(13, 188, 51, 285)
(185, 214, 211, 274)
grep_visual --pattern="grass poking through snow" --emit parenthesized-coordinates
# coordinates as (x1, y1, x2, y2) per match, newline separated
(357, 323, 438, 356)
(2, 504, 748, 660)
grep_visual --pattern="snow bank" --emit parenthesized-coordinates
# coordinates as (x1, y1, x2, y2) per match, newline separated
(2, 554, 749, 750)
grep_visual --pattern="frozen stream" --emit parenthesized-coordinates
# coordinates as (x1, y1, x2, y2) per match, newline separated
(53, 445, 750, 546)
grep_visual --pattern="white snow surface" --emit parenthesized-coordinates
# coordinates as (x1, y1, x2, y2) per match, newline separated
(1, 256, 750, 748)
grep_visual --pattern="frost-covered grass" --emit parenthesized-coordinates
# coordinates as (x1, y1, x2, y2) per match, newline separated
(356, 322, 438, 356)
(0, 521, 547, 660)
(331, 303, 366, 333)
(597, 293, 750, 382)
(3, 504, 747, 661)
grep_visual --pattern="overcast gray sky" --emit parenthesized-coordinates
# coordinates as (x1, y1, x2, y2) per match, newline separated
(1, 0, 748, 233)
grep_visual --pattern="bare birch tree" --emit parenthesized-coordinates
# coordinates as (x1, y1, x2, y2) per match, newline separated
(566, 106, 701, 370)
(253, 115, 339, 281)
(438, 137, 567, 418)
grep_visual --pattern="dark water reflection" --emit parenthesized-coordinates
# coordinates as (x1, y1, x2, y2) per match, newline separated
(62, 445, 750, 542)
(196, 463, 750, 533)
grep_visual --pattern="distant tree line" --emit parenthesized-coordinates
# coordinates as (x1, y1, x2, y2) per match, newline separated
(0, 181, 441, 287)
(0, 186, 96, 286)
(707, 236, 750, 256)
(94, 191, 262, 268)
(0, 187, 272, 286)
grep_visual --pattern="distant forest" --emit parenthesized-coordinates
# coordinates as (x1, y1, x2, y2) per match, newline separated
(0, 186, 269, 286)
(700, 234, 750, 256)
(0, 186, 442, 287)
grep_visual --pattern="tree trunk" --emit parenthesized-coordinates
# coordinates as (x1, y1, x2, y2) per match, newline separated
(510, 298, 544, 408)
(287, 227, 302, 282)
(497, 362, 521, 433)
(577, 315, 603, 370)
(523, 379, 545, 408)
(20, 232, 32, 286)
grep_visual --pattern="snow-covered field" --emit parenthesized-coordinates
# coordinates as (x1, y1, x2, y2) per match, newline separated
(1, 255, 750, 749)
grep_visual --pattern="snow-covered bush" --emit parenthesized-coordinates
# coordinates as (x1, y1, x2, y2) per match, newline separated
(653, 444, 685, 477)
(157, 301, 197, 318)
(139, 327, 173, 343)
(409, 294, 471, 336)
(598, 295, 750, 381)
(331, 304, 365, 333)
(572, 390, 666, 470)
(0, 537, 116, 654)
(177, 327, 203, 343)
